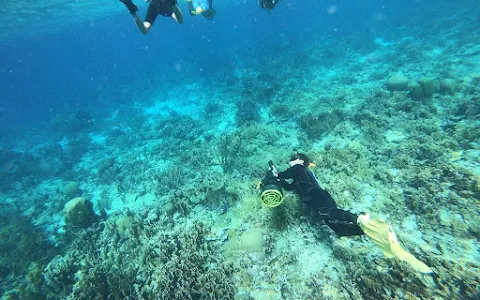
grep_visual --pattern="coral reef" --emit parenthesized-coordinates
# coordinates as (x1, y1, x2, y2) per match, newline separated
(2, 3, 480, 299)
(0, 207, 57, 298)
(236, 97, 260, 126)
(42, 217, 236, 299)
(64, 197, 98, 232)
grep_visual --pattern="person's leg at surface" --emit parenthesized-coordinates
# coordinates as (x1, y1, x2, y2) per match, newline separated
(172, 4, 184, 24)
(140, 0, 164, 33)
(202, 7, 216, 19)
(119, 0, 151, 34)
(120, 0, 138, 14)
(186, 0, 196, 15)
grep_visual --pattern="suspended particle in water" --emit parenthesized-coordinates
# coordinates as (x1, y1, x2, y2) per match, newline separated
(374, 13, 387, 21)
(175, 63, 182, 72)
(327, 5, 337, 15)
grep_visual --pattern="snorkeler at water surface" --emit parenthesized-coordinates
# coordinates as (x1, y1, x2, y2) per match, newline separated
(187, 0, 216, 20)
(119, 0, 184, 34)
(258, 0, 280, 12)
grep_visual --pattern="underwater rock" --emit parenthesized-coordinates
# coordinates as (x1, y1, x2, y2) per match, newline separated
(236, 98, 260, 126)
(234, 290, 252, 300)
(64, 197, 97, 230)
(62, 181, 80, 198)
(385, 130, 406, 143)
(408, 80, 424, 100)
(386, 75, 409, 91)
(163, 199, 177, 216)
(469, 73, 480, 85)
(25, 262, 44, 292)
(440, 78, 457, 95)
(124, 193, 137, 204)
(439, 209, 452, 227)
(418, 77, 438, 98)
(2, 290, 18, 300)
(115, 216, 133, 236)
(203, 165, 225, 192)
(240, 229, 265, 260)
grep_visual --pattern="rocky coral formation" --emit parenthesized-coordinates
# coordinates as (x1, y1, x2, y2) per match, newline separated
(42, 217, 236, 299)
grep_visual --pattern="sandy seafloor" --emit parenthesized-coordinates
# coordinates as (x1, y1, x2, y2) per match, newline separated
(1, 4, 480, 300)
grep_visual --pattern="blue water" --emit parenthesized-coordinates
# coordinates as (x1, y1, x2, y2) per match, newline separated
(0, 0, 456, 139)
(1, 0, 480, 299)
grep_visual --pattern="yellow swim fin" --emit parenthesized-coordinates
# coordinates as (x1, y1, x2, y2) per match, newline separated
(357, 214, 433, 274)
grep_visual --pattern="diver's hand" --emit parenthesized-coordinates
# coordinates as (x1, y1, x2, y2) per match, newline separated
(268, 160, 279, 177)
(271, 168, 279, 177)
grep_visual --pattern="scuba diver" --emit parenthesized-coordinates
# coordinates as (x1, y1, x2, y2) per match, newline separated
(187, 0, 216, 20)
(263, 153, 433, 274)
(119, 0, 184, 34)
(258, 0, 280, 12)
(272, 153, 364, 236)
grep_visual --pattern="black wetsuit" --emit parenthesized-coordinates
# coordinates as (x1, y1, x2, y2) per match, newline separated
(145, 0, 177, 24)
(278, 164, 364, 236)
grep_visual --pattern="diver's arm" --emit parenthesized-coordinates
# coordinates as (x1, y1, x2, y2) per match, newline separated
(278, 165, 302, 180)
(279, 179, 296, 191)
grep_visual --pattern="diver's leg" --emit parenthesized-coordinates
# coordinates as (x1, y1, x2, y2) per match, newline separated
(311, 189, 364, 236)
(119, 0, 150, 34)
(308, 189, 337, 211)
(323, 208, 364, 236)
(326, 221, 365, 236)
(134, 14, 151, 34)
(327, 208, 359, 223)
(172, 4, 184, 23)
(120, 0, 138, 14)
(187, 0, 196, 15)
(139, 2, 164, 34)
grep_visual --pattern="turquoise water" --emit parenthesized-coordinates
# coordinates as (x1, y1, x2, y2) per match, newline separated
(1, 0, 479, 299)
